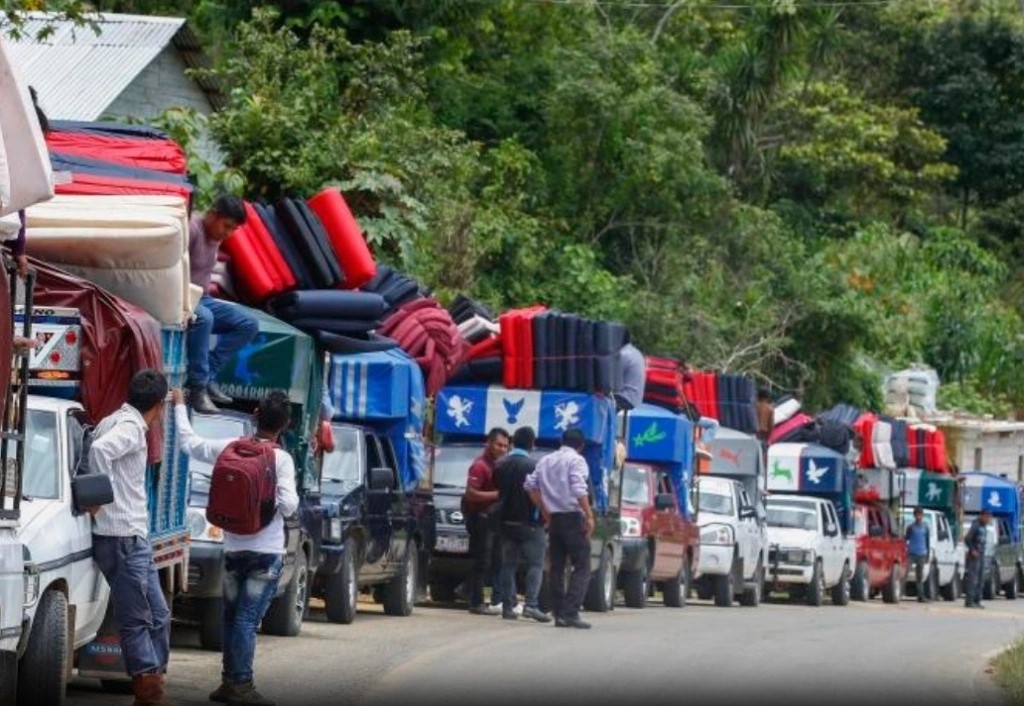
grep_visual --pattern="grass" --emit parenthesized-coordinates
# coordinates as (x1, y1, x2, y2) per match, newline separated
(993, 639, 1024, 705)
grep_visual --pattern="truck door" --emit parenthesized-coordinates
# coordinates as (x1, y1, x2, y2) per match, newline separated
(935, 514, 952, 579)
(379, 437, 409, 572)
(362, 433, 395, 578)
(651, 472, 685, 578)
(737, 486, 758, 572)
(865, 506, 884, 586)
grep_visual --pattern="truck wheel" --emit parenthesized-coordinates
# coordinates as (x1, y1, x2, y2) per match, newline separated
(806, 560, 825, 607)
(831, 562, 851, 607)
(383, 544, 416, 617)
(941, 566, 961, 602)
(882, 564, 902, 604)
(850, 560, 869, 602)
(740, 560, 763, 607)
(0, 649, 17, 706)
(713, 565, 735, 608)
(623, 565, 648, 609)
(198, 597, 224, 651)
(17, 590, 68, 706)
(262, 554, 309, 637)
(1006, 568, 1021, 600)
(584, 549, 615, 613)
(663, 558, 690, 608)
(984, 561, 999, 600)
(325, 540, 358, 624)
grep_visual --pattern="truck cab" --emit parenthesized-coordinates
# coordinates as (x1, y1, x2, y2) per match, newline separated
(960, 471, 1023, 601)
(694, 475, 767, 607)
(176, 411, 310, 650)
(850, 502, 907, 603)
(899, 507, 965, 601)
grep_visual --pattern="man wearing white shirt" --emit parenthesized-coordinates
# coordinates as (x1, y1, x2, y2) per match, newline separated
(172, 389, 298, 706)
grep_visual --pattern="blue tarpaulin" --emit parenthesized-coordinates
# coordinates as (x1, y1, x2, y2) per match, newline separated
(625, 403, 694, 516)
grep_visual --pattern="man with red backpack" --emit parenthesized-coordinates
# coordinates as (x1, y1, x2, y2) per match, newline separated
(171, 389, 298, 706)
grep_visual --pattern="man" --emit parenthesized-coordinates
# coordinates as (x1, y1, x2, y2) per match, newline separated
(463, 427, 509, 615)
(90, 370, 171, 706)
(525, 428, 595, 629)
(187, 195, 258, 414)
(905, 507, 931, 602)
(173, 389, 299, 706)
(755, 388, 774, 444)
(494, 427, 551, 623)
(964, 508, 991, 609)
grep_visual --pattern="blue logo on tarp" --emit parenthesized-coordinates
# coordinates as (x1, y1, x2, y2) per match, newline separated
(503, 397, 525, 424)
(800, 456, 839, 492)
(232, 334, 268, 384)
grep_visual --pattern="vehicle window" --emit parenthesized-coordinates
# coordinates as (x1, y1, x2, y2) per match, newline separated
(365, 434, 384, 470)
(658, 474, 674, 495)
(699, 488, 735, 516)
(820, 505, 835, 535)
(853, 506, 867, 536)
(432, 445, 483, 489)
(380, 438, 399, 472)
(321, 426, 362, 486)
(621, 465, 651, 506)
(23, 410, 59, 500)
(188, 415, 249, 483)
(937, 516, 950, 541)
(766, 505, 817, 530)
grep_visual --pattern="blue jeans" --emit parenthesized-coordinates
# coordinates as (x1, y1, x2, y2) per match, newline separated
(500, 524, 546, 610)
(92, 535, 170, 676)
(223, 552, 283, 685)
(187, 294, 258, 388)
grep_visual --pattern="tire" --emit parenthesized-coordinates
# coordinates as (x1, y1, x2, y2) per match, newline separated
(262, 553, 309, 637)
(882, 564, 902, 604)
(831, 562, 851, 607)
(623, 566, 648, 609)
(740, 560, 763, 607)
(850, 560, 869, 602)
(198, 597, 224, 651)
(663, 557, 690, 608)
(984, 561, 999, 600)
(1006, 568, 1021, 601)
(17, 590, 68, 706)
(584, 549, 615, 613)
(325, 540, 358, 624)
(0, 650, 16, 706)
(806, 560, 825, 607)
(941, 566, 961, 602)
(713, 565, 735, 608)
(383, 544, 416, 617)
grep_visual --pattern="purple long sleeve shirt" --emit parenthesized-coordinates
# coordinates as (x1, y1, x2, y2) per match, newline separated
(523, 446, 590, 514)
(11, 210, 25, 257)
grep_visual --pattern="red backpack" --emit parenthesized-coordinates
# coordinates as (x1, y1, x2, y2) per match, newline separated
(206, 438, 278, 535)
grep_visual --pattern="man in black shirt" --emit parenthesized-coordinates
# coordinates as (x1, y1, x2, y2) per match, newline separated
(494, 427, 551, 623)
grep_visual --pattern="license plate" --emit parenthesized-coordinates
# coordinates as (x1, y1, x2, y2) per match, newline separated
(436, 535, 469, 554)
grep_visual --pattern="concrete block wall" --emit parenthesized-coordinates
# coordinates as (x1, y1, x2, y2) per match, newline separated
(940, 424, 1024, 481)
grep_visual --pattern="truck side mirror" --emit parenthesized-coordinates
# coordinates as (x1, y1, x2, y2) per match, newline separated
(739, 506, 757, 521)
(71, 473, 114, 514)
(825, 523, 838, 536)
(654, 493, 675, 511)
(368, 467, 395, 492)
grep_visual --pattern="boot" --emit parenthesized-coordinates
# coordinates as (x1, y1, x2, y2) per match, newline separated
(132, 673, 168, 706)
(209, 680, 234, 703)
(207, 382, 234, 405)
(189, 386, 221, 415)
(226, 681, 275, 706)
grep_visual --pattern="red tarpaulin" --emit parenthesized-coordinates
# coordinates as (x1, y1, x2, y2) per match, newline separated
(31, 258, 165, 463)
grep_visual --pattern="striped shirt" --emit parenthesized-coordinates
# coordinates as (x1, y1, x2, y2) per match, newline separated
(523, 446, 590, 514)
(175, 404, 299, 555)
(90, 404, 151, 539)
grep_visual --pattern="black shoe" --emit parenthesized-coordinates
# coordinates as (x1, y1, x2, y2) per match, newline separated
(189, 387, 220, 415)
(522, 606, 552, 623)
(918, 597, 926, 603)
(562, 616, 591, 629)
(502, 610, 518, 621)
(207, 381, 233, 405)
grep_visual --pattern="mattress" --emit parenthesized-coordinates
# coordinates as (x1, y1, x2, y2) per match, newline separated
(307, 187, 377, 289)
(288, 317, 379, 334)
(49, 120, 172, 140)
(276, 198, 338, 288)
(54, 171, 193, 203)
(315, 331, 398, 354)
(244, 201, 296, 291)
(45, 130, 187, 175)
(50, 152, 191, 186)
(24, 224, 182, 269)
(0, 39, 53, 215)
(46, 261, 186, 326)
(256, 202, 315, 290)
(269, 290, 388, 321)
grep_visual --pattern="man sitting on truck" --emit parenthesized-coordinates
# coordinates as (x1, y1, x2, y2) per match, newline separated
(90, 369, 172, 706)
(172, 388, 299, 706)
(494, 426, 551, 623)
(463, 427, 510, 615)
(187, 195, 258, 415)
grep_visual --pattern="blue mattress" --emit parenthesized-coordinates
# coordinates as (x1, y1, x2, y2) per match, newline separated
(269, 290, 388, 320)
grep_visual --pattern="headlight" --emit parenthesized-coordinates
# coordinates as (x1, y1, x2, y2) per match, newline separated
(782, 549, 815, 565)
(23, 567, 39, 608)
(188, 508, 222, 542)
(323, 517, 343, 543)
(621, 517, 642, 538)
(701, 524, 734, 545)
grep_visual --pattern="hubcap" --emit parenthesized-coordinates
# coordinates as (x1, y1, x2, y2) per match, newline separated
(604, 561, 614, 604)
(347, 556, 357, 609)
(295, 564, 308, 618)
(405, 553, 416, 604)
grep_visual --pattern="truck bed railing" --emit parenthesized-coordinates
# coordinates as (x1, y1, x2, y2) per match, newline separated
(0, 259, 33, 522)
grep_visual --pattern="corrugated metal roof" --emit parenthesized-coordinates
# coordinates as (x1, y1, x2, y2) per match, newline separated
(5, 13, 193, 121)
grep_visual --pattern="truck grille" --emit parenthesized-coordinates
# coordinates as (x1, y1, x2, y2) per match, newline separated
(187, 564, 202, 590)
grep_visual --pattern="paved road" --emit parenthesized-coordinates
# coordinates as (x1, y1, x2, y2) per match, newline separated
(66, 595, 1024, 706)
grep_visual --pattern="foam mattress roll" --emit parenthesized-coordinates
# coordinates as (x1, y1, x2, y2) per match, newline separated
(26, 223, 183, 270)
(51, 261, 187, 326)
(0, 39, 53, 215)
(33, 195, 189, 235)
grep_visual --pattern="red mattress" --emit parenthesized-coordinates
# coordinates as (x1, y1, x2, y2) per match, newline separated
(244, 201, 296, 291)
(853, 413, 877, 469)
(45, 131, 188, 175)
(499, 306, 545, 388)
(308, 187, 377, 289)
(54, 172, 192, 202)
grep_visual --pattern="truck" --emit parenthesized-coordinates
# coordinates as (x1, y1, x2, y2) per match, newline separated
(617, 402, 699, 608)
(960, 471, 1023, 601)
(431, 384, 622, 613)
(845, 466, 908, 603)
(314, 348, 433, 624)
(694, 425, 768, 607)
(764, 443, 857, 606)
(898, 468, 964, 601)
(13, 270, 189, 699)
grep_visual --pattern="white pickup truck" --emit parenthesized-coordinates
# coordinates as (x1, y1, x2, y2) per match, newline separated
(765, 495, 856, 606)
(900, 508, 965, 601)
(693, 475, 768, 607)
(0, 516, 20, 706)
(16, 396, 115, 704)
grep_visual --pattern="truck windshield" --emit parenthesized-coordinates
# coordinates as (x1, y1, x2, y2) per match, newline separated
(23, 410, 59, 500)
(322, 427, 361, 485)
(699, 489, 734, 516)
(189, 415, 249, 481)
(901, 511, 934, 531)
(621, 465, 650, 505)
(433, 445, 481, 489)
(767, 505, 818, 530)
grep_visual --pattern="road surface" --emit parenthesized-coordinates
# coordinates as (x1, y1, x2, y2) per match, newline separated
(66, 595, 1022, 706)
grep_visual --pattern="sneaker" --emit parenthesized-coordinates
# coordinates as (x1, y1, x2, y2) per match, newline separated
(209, 682, 233, 703)
(522, 606, 552, 623)
(556, 615, 591, 629)
(226, 681, 276, 706)
(469, 603, 499, 616)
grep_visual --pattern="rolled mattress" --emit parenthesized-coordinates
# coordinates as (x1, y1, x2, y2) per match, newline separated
(307, 187, 377, 289)
(269, 290, 388, 321)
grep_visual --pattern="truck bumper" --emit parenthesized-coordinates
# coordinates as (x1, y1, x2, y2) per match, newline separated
(697, 544, 733, 577)
(619, 538, 648, 574)
(185, 541, 226, 598)
(766, 564, 814, 585)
